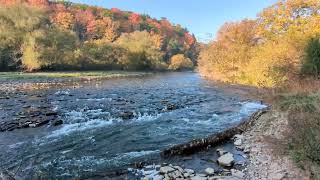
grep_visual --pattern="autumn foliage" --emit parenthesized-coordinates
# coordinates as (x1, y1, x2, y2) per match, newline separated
(198, 0, 320, 87)
(0, 0, 197, 71)
(168, 54, 194, 70)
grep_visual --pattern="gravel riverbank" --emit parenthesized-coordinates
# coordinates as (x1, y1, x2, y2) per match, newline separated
(243, 109, 310, 180)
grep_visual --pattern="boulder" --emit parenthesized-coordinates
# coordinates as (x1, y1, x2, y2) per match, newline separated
(173, 166, 184, 173)
(184, 168, 195, 175)
(217, 153, 234, 167)
(205, 167, 215, 175)
(159, 166, 175, 174)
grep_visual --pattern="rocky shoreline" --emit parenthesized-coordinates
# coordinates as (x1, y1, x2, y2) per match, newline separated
(118, 109, 267, 180)
(127, 136, 248, 180)
(124, 108, 310, 180)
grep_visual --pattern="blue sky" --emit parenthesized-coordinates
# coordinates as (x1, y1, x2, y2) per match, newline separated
(70, 0, 277, 42)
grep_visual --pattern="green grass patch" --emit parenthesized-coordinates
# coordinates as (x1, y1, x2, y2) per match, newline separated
(0, 71, 150, 80)
(277, 92, 320, 112)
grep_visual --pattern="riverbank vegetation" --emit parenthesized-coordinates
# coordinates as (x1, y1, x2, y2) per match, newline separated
(198, 0, 320, 178)
(0, 0, 198, 72)
(276, 89, 320, 179)
(0, 71, 149, 80)
(198, 0, 320, 87)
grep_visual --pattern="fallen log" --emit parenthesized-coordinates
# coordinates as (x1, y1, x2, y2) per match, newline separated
(161, 107, 269, 157)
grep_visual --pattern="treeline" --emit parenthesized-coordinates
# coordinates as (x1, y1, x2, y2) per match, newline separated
(198, 0, 320, 87)
(0, 0, 198, 71)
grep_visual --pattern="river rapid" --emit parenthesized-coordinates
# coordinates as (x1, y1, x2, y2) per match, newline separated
(0, 72, 266, 179)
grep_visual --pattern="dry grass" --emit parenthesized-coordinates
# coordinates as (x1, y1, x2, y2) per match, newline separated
(287, 110, 320, 179)
(275, 79, 320, 179)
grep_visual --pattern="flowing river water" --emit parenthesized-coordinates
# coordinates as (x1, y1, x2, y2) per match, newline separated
(0, 72, 266, 179)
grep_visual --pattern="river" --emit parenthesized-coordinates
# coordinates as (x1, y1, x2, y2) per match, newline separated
(0, 72, 266, 179)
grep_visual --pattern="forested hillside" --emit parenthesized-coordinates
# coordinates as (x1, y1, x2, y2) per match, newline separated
(198, 0, 320, 87)
(0, 0, 198, 71)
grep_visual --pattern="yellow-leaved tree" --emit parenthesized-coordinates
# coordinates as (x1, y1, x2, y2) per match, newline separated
(198, 0, 320, 87)
(168, 54, 193, 70)
(115, 31, 166, 70)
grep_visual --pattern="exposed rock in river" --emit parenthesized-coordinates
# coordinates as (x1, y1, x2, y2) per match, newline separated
(119, 111, 134, 120)
(205, 167, 215, 175)
(52, 119, 63, 126)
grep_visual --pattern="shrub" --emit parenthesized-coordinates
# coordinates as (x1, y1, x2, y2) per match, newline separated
(168, 54, 193, 70)
(302, 37, 320, 77)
